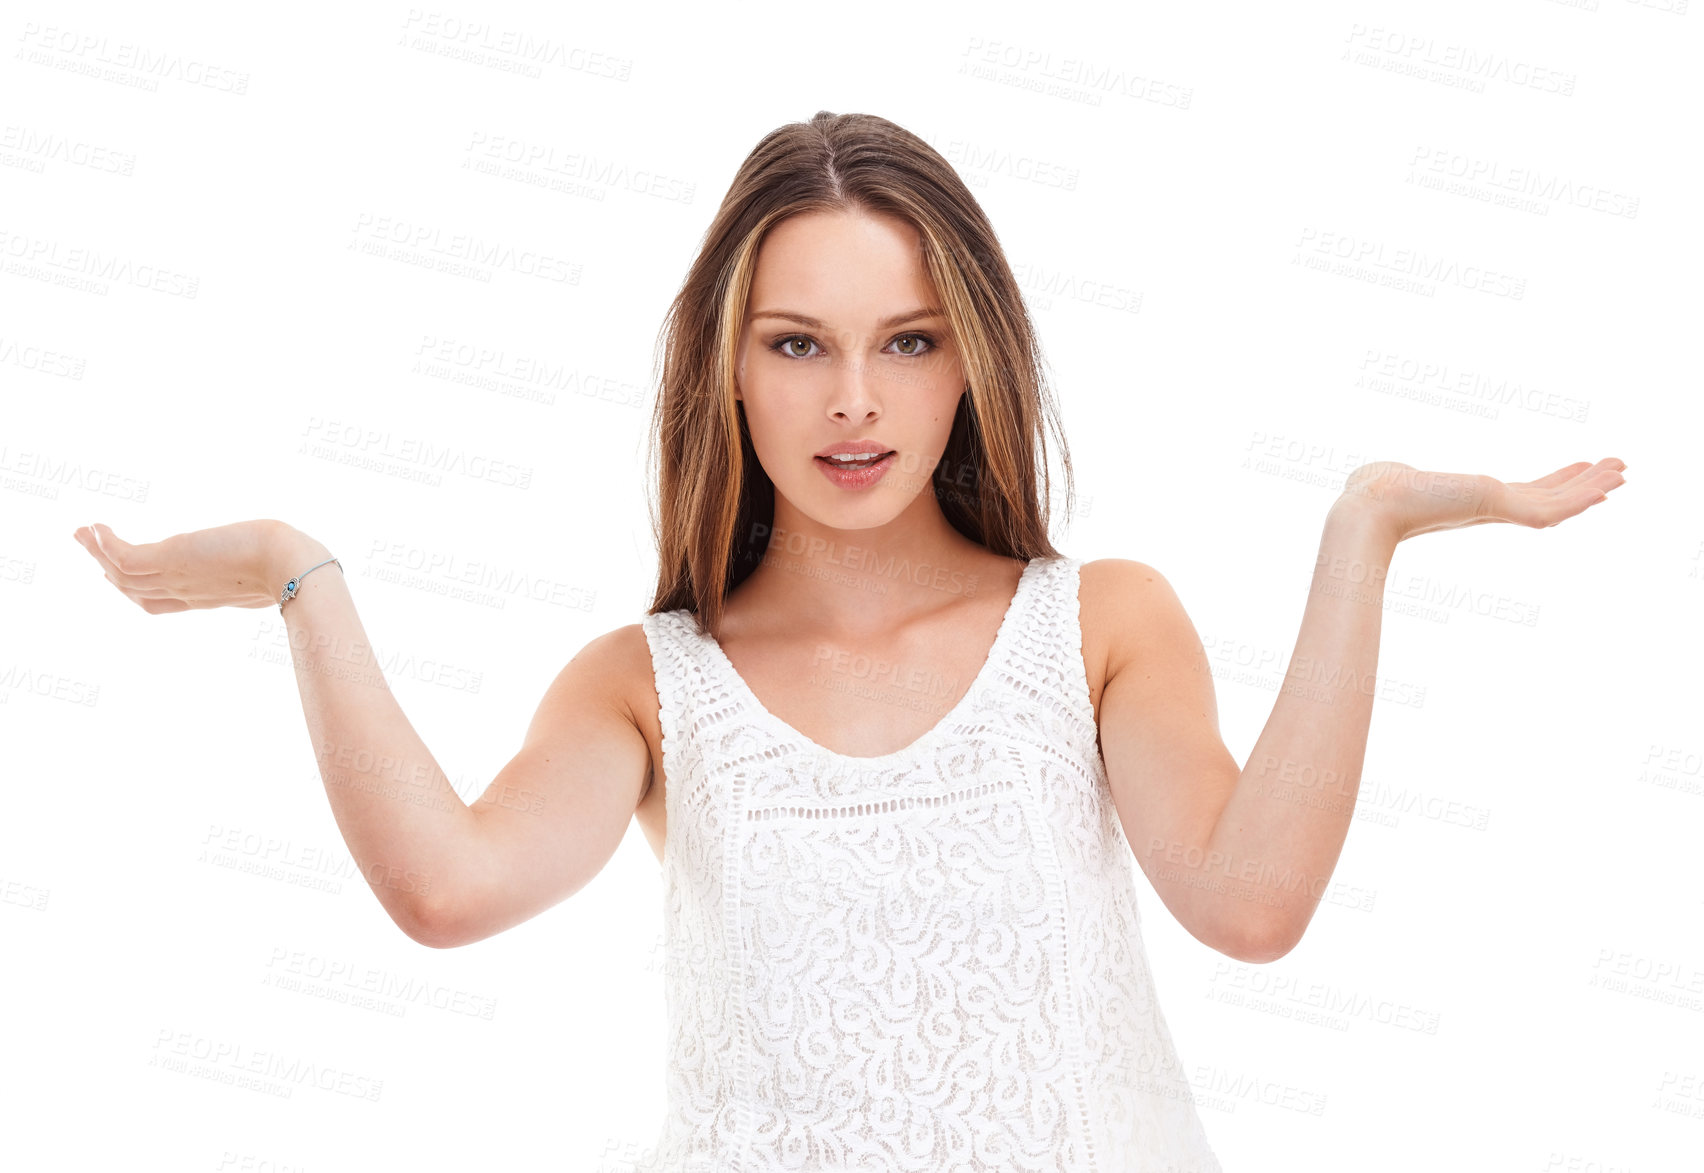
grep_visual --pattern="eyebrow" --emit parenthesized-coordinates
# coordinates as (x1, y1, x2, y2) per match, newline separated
(749, 306, 946, 330)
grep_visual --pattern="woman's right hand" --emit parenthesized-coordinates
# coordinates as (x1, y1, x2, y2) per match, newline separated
(73, 519, 325, 614)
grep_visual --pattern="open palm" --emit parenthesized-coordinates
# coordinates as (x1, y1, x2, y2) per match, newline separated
(1339, 458, 1627, 542)
(73, 518, 291, 613)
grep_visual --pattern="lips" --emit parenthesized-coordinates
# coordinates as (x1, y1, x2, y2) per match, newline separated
(816, 451, 893, 469)
(814, 440, 895, 460)
(814, 449, 897, 489)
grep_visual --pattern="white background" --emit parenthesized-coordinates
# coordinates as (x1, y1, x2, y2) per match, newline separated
(4, 1, 1700, 1171)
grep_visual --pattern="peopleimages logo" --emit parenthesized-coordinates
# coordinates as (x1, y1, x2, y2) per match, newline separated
(1407, 146, 1639, 219)
(958, 37, 1194, 109)
(1342, 24, 1577, 96)
(15, 23, 251, 94)
(1293, 228, 1527, 301)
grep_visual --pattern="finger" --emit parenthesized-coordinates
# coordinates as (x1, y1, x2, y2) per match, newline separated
(103, 571, 178, 600)
(100, 567, 198, 612)
(77, 529, 133, 583)
(79, 526, 164, 588)
(1523, 457, 1629, 492)
(101, 571, 154, 611)
(1502, 479, 1617, 528)
(1565, 461, 1627, 505)
(1590, 461, 1627, 492)
(1514, 462, 1595, 490)
(89, 523, 164, 577)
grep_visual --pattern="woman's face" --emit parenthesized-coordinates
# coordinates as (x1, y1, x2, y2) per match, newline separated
(734, 209, 966, 531)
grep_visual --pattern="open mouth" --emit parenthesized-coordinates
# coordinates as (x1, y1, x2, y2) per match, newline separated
(816, 451, 896, 470)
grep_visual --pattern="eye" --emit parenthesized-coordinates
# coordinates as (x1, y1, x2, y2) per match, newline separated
(771, 335, 822, 359)
(767, 332, 939, 360)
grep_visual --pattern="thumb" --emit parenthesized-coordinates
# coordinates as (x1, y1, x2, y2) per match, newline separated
(91, 523, 131, 564)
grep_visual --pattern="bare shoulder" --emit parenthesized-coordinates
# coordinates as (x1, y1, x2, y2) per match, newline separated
(1076, 558, 1200, 704)
(531, 621, 661, 792)
(571, 619, 661, 732)
(1078, 557, 1166, 599)
(575, 621, 656, 694)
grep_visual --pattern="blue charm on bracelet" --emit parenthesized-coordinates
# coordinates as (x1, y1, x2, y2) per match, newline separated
(279, 557, 343, 612)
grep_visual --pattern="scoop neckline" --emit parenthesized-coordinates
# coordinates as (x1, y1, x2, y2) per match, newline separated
(692, 556, 1044, 768)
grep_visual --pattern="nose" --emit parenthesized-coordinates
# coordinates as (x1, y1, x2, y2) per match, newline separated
(825, 337, 881, 423)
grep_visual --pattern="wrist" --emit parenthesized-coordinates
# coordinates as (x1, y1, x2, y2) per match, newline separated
(1326, 493, 1402, 555)
(266, 523, 335, 591)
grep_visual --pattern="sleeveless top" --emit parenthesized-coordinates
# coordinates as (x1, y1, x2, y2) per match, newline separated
(636, 555, 1223, 1172)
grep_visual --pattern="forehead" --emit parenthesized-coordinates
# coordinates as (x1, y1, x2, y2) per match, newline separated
(748, 210, 934, 320)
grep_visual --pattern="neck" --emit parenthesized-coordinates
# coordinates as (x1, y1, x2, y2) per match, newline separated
(741, 491, 1000, 634)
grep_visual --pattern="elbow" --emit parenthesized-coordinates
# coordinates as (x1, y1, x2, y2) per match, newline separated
(1229, 936, 1297, 966)
(1219, 916, 1301, 965)
(399, 896, 464, 950)
(405, 921, 461, 951)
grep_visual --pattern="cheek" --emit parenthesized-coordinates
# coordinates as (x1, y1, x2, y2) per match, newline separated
(739, 395, 800, 459)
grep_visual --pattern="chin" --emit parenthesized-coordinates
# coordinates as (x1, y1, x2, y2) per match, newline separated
(783, 487, 911, 531)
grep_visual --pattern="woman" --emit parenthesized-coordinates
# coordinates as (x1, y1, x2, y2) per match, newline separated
(74, 111, 1626, 1171)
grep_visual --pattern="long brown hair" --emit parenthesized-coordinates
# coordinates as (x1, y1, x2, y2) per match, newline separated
(644, 110, 1075, 636)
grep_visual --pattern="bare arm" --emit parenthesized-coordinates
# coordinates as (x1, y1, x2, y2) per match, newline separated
(1194, 500, 1400, 960)
(264, 526, 477, 944)
(1095, 458, 1626, 964)
(268, 531, 654, 949)
(423, 624, 655, 948)
(76, 519, 653, 950)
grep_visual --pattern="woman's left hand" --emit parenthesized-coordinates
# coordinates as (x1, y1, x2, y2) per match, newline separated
(1335, 458, 1628, 543)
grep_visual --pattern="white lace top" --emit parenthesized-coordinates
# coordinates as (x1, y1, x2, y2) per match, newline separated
(636, 555, 1222, 1172)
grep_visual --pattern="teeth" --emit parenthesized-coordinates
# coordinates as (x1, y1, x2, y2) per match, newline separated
(827, 452, 884, 462)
